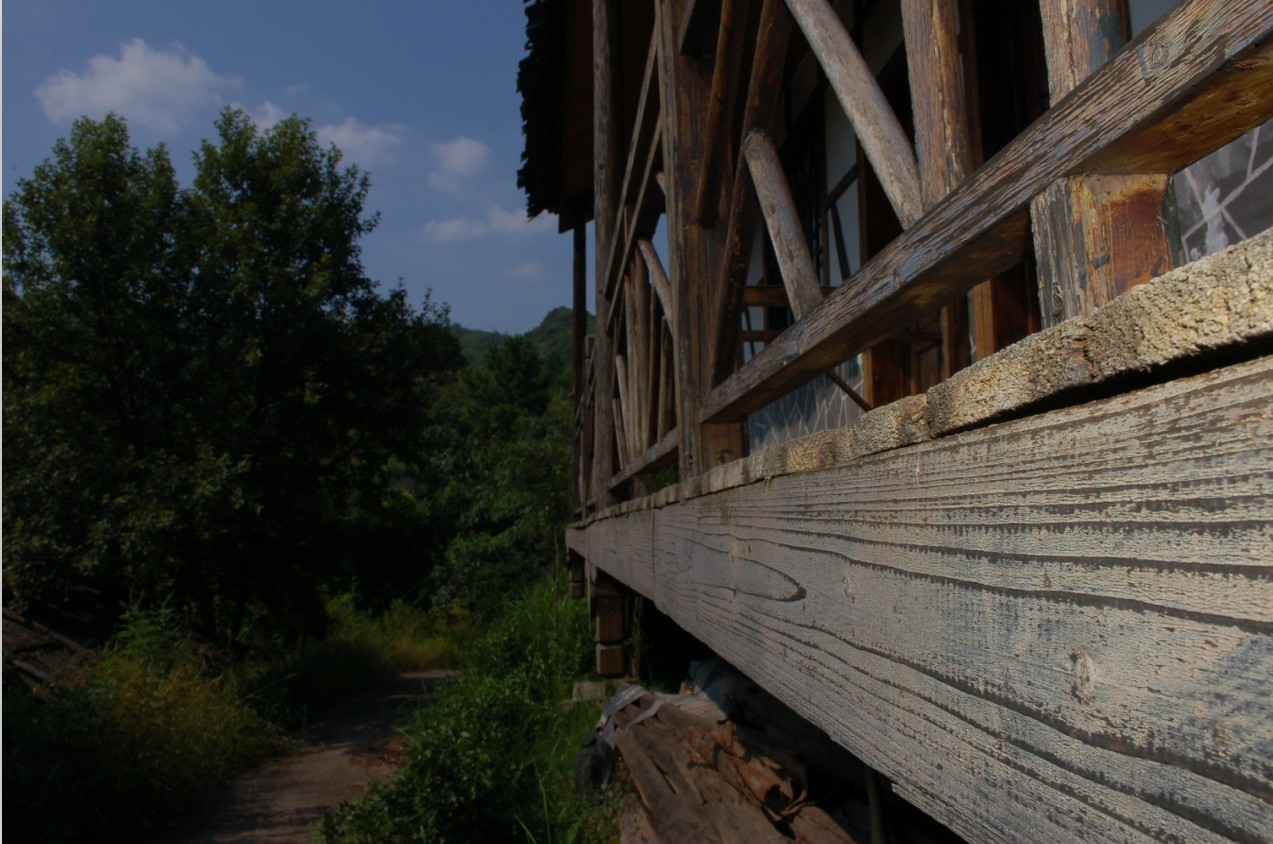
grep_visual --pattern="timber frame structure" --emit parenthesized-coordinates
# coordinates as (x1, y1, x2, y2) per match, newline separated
(519, 0, 1273, 839)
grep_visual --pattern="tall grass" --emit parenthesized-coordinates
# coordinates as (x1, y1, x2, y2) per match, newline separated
(3, 598, 464, 843)
(319, 575, 612, 843)
(3, 610, 282, 843)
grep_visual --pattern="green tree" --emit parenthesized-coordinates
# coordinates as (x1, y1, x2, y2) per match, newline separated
(3, 111, 462, 642)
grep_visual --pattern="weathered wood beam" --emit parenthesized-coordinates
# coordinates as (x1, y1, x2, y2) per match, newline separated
(592, 0, 622, 508)
(658, 0, 746, 477)
(609, 427, 679, 491)
(572, 354, 1273, 843)
(900, 0, 972, 209)
(603, 33, 663, 306)
(606, 118, 666, 331)
(701, 0, 1273, 423)
(572, 223, 588, 515)
(784, 0, 923, 228)
(1031, 0, 1174, 327)
(709, 0, 793, 386)
(1032, 172, 1176, 325)
(694, 0, 754, 226)
(1039, 0, 1129, 104)
(744, 131, 825, 320)
(638, 239, 677, 337)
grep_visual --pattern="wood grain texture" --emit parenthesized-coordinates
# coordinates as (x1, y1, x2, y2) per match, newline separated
(701, 0, 1273, 423)
(784, 0, 923, 228)
(572, 354, 1273, 843)
(744, 131, 826, 320)
(694, 0, 753, 225)
(1038, 0, 1129, 101)
(900, 0, 972, 209)
(1031, 173, 1178, 327)
(710, 0, 792, 386)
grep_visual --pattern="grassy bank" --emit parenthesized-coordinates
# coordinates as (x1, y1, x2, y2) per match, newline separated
(2, 599, 464, 843)
(319, 576, 618, 843)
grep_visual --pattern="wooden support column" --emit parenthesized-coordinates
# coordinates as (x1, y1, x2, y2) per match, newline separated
(694, 0, 753, 226)
(902, 0, 975, 378)
(572, 223, 588, 516)
(658, 0, 745, 477)
(710, 0, 793, 386)
(592, 572, 627, 676)
(1031, 0, 1175, 327)
(592, 0, 623, 508)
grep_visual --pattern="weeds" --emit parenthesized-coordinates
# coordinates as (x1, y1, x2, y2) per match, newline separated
(319, 575, 605, 843)
(3, 597, 462, 843)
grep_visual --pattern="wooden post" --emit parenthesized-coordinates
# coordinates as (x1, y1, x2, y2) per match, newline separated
(902, 0, 975, 377)
(592, 0, 623, 508)
(592, 572, 626, 676)
(1031, 0, 1175, 327)
(710, 0, 793, 387)
(658, 0, 746, 477)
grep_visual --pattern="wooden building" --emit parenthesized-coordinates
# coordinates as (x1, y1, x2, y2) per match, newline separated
(518, 0, 1273, 839)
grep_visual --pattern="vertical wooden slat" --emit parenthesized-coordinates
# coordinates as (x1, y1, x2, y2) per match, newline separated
(744, 131, 825, 320)
(902, 0, 975, 379)
(901, 0, 972, 209)
(784, 0, 923, 228)
(694, 0, 754, 226)
(658, 0, 746, 476)
(592, 0, 622, 507)
(710, 0, 793, 386)
(1031, 0, 1174, 327)
(572, 222, 587, 516)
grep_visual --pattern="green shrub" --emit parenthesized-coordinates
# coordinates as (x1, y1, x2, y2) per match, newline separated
(320, 576, 598, 843)
(3, 610, 282, 842)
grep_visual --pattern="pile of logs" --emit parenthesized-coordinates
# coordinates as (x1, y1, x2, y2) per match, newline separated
(582, 661, 863, 844)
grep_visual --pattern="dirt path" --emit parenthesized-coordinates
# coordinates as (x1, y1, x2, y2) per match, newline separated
(161, 671, 447, 844)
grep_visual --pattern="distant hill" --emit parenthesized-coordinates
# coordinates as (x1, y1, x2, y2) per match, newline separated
(452, 306, 595, 372)
(451, 324, 508, 366)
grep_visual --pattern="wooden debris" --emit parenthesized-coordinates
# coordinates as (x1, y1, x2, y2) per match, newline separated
(603, 683, 863, 843)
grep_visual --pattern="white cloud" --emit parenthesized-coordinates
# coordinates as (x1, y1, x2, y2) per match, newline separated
(243, 100, 287, 130)
(317, 117, 405, 168)
(427, 135, 491, 191)
(417, 204, 553, 244)
(35, 38, 239, 135)
(505, 260, 545, 282)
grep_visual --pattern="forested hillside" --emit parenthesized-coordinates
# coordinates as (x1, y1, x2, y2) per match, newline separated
(2, 111, 598, 842)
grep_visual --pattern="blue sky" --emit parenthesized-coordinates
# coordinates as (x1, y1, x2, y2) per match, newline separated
(3, 0, 583, 334)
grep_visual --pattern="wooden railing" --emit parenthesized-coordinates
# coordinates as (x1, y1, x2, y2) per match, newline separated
(575, 0, 1273, 512)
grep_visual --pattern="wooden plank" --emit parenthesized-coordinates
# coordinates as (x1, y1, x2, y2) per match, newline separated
(694, 0, 754, 225)
(579, 354, 1273, 843)
(701, 0, 1273, 423)
(744, 131, 826, 320)
(784, 0, 923, 227)
(709, 0, 794, 386)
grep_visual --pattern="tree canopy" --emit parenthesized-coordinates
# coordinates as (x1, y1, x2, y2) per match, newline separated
(3, 111, 464, 642)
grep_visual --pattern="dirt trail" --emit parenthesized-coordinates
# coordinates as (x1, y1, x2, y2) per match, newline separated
(161, 671, 446, 844)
